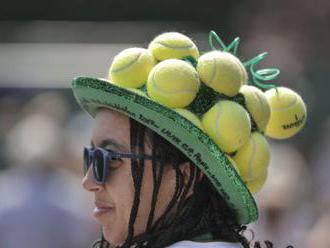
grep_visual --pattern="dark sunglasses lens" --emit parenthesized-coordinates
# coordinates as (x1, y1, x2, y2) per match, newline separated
(83, 148, 91, 175)
(93, 150, 105, 182)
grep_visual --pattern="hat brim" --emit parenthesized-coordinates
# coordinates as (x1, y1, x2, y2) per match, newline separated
(72, 76, 258, 224)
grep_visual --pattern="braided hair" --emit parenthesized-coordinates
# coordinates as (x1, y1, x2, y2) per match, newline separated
(92, 118, 290, 248)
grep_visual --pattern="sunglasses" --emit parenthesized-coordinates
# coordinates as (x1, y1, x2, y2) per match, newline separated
(83, 146, 156, 184)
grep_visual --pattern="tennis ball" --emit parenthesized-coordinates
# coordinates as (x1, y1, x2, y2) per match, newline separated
(148, 32, 199, 61)
(265, 87, 307, 139)
(174, 108, 203, 130)
(226, 155, 240, 175)
(233, 132, 270, 182)
(197, 51, 247, 97)
(240, 85, 271, 132)
(245, 172, 267, 194)
(202, 100, 251, 153)
(109, 48, 156, 88)
(147, 59, 200, 108)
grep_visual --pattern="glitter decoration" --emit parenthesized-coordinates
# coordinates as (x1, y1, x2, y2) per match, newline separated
(182, 55, 198, 68)
(187, 83, 249, 117)
(187, 83, 221, 117)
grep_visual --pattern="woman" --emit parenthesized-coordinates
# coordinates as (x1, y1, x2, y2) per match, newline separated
(72, 31, 301, 248)
(82, 108, 248, 248)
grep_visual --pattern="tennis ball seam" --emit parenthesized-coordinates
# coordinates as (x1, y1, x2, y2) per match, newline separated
(154, 41, 194, 50)
(271, 94, 298, 111)
(252, 90, 267, 127)
(111, 51, 143, 73)
(253, 90, 264, 110)
(231, 55, 245, 83)
(247, 136, 257, 181)
(208, 57, 218, 87)
(150, 70, 197, 95)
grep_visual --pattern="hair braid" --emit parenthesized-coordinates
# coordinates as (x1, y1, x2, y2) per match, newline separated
(146, 135, 165, 231)
(151, 161, 183, 232)
(123, 119, 146, 247)
(176, 164, 196, 212)
(146, 160, 165, 230)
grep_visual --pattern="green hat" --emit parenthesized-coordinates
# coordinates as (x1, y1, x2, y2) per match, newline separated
(72, 31, 295, 225)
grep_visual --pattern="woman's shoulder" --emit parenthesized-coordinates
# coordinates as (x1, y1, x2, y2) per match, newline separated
(167, 240, 243, 248)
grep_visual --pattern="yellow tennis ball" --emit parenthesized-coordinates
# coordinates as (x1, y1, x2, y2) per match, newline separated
(233, 132, 270, 182)
(240, 85, 271, 132)
(202, 100, 251, 153)
(174, 109, 203, 130)
(148, 32, 199, 61)
(147, 59, 200, 108)
(226, 155, 241, 176)
(109, 48, 156, 88)
(245, 172, 267, 194)
(235, 60, 248, 85)
(240, 63, 249, 85)
(197, 51, 247, 97)
(265, 87, 307, 139)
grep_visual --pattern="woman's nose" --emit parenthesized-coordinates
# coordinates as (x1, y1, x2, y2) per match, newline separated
(82, 166, 104, 192)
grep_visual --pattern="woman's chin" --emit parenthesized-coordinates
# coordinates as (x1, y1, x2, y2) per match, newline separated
(103, 231, 125, 246)
(102, 224, 126, 246)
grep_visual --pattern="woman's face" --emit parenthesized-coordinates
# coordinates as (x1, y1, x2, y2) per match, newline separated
(82, 108, 177, 245)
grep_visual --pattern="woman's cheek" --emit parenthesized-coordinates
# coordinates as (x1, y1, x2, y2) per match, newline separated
(109, 165, 135, 219)
(103, 165, 135, 243)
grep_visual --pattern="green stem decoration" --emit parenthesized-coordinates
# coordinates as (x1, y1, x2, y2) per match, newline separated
(208, 30, 280, 91)
(243, 52, 279, 90)
(209, 30, 227, 51)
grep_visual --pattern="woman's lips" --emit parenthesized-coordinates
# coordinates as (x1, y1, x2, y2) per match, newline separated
(93, 201, 113, 218)
(93, 206, 113, 217)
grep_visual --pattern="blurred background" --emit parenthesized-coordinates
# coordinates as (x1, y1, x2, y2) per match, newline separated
(0, 0, 329, 247)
